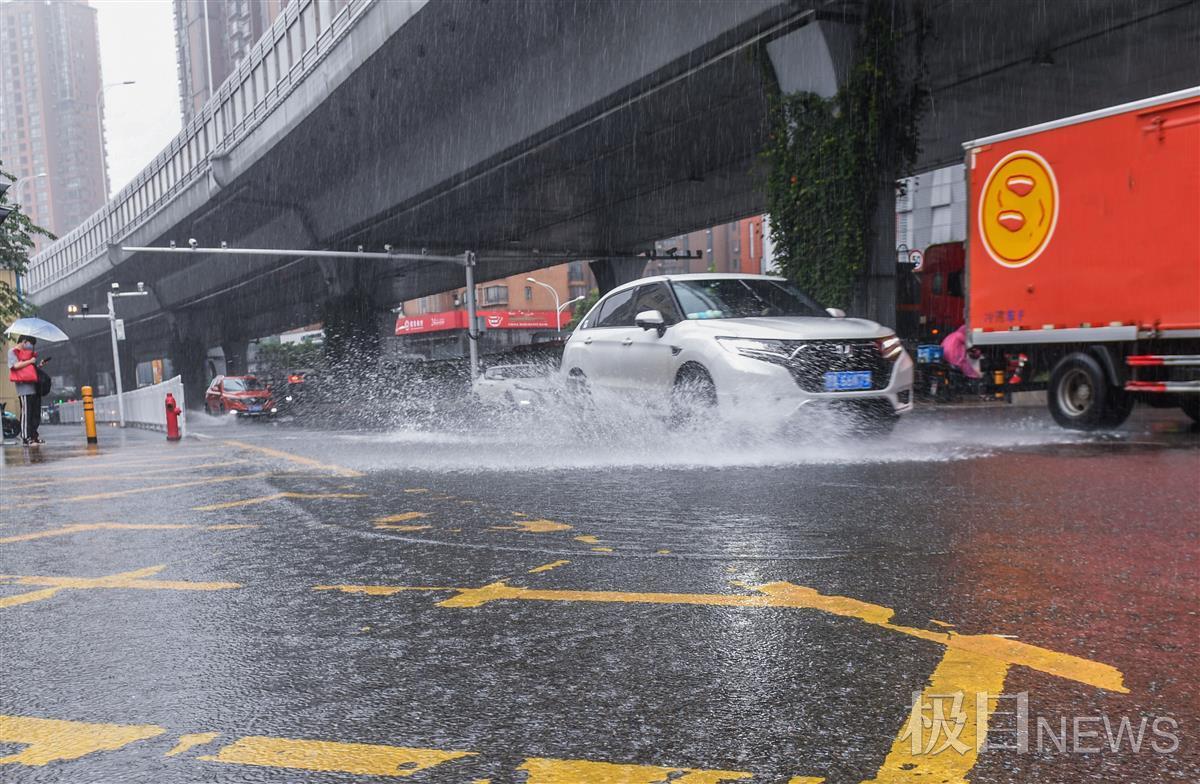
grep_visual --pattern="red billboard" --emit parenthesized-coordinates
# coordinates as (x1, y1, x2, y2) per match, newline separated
(395, 309, 568, 336)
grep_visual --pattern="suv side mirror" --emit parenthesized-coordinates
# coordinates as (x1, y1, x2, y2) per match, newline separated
(825, 307, 847, 318)
(635, 309, 666, 335)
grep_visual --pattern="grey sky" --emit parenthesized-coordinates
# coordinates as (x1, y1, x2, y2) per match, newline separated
(93, 0, 181, 196)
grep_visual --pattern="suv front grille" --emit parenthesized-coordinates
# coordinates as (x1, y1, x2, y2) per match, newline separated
(773, 340, 892, 392)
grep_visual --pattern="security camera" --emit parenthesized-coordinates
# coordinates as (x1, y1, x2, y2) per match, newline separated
(111, 282, 120, 290)
(137, 281, 145, 292)
(188, 238, 198, 249)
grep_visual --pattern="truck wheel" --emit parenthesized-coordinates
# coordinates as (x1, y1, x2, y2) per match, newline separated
(1181, 397, 1200, 424)
(1048, 352, 1131, 430)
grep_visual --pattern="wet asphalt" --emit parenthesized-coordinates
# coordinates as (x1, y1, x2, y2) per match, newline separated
(0, 405, 1197, 783)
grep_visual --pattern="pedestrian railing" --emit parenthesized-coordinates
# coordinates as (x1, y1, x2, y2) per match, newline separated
(57, 376, 186, 436)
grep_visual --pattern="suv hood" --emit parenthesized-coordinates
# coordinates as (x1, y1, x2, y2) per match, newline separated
(682, 316, 890, 341)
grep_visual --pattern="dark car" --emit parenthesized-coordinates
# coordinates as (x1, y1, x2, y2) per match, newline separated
(204, 375, 277, 417)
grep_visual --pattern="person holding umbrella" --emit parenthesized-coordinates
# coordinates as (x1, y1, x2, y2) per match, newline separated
(8, 335, 48, 444)
(5, 317, 69, 446)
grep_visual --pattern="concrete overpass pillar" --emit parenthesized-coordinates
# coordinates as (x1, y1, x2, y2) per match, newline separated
(589, 258, 649, 297)
(320, 286, 380, 378)
(221, 340, 250, 376)
(766, 15, 900, 327)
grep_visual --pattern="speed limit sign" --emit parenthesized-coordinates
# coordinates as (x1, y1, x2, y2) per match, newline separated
(908, 249, 924, 271)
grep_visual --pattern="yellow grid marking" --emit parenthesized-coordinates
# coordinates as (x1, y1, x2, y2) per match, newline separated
(517, 758, 752, 783)
(375, 512, 429, 524)
(197, 735, 474, 775)
(528, 560, 570, 574)
(864, 647, 1010, 783)
(222, 439, 362, 477)
(8, 473, 272, 507)
(0, 715, 164, 766)
(193, 492, 365, 511)
(165, 732, 220, 757)
(317, 580, 1125, 693)
(493, 518, 573, 533)
(0, 565, 241, 609)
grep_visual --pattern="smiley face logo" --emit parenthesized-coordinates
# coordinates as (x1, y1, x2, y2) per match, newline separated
(979, 150, 1059, 268)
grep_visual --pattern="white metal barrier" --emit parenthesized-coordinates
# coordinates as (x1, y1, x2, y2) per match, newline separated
(57, 376, 186, 435)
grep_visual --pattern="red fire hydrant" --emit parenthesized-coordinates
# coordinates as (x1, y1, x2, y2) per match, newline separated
(165, 393, 182, 442)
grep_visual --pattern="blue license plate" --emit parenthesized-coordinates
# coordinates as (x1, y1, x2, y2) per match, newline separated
(247, 405, 262, 413)
(824, 371, 873, 391)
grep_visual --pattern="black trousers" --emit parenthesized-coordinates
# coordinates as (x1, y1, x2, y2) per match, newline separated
(19, 392, 41, 442)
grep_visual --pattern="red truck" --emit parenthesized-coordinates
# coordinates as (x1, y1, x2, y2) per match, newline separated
(963, 88, 1200, 429)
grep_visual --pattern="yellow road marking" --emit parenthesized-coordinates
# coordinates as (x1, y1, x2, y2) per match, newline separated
(7, 473, 273, 507)
(573, 535, 600, 544)
(376, 524, 432, 532)
(493, 519, 572, 533)
(592, 547, 614, 553)
(318, 580, 1125, 692)
(0, 587, 65, 609)
(0, 565, 241, 609)
(0, 523, 189, 544)
(404, 488, 428, 493)
(165, 732, 220, 757)
(656, 549, 671, 555)
(375, 512, 429, 524)
(19, 460, 252, 487)
(0, 522, 258, 544)
(193, 491, 365, 511)
(528, 560, 570, 574)
(864, 647, 1009, 784)
(197, 735, 474, 776)
(0, 715, 164, 766)
(221, 439, 362, 477)
(517, 758, 752, 783)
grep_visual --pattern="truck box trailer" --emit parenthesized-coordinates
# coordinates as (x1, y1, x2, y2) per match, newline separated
(963, 87, 1200, 428)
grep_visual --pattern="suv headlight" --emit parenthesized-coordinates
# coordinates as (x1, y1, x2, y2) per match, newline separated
(716, 337, 790, 361)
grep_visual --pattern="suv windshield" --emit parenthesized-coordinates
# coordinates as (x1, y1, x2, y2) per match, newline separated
(671, 278, 828, 320)
(223, 378, 265, 392)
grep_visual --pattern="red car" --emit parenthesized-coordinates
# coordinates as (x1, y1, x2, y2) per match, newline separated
(204, 375, 277, 417)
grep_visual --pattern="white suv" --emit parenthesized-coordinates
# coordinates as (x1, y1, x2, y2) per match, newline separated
(560, 274, 913, 429)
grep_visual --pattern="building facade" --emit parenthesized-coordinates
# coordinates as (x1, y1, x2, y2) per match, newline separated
(173, 0, 293, 125)
(0, 0, 106, 238)
(649, 216, 765, 276)
(391, 262, 594, 361)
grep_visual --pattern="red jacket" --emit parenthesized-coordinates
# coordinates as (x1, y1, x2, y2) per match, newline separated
(9, 347, 38, 384)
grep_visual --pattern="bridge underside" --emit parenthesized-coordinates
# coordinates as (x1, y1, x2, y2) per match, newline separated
(38, 0, 1200, 369)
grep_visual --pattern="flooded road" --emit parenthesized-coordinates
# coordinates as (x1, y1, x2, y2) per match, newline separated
(1, 407, 1196, 782)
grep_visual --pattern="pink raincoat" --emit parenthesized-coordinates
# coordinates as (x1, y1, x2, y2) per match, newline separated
(941, 325, 982, 379)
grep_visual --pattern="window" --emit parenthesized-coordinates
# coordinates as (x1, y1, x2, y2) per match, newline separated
(524, 286, 532, 301)
(593, 288, 637, 328)
(630, 283, 681, 325)
(481, 285, 508, 305)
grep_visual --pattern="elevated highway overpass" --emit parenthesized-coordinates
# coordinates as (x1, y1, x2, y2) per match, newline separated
(23, 0, 1200, 401)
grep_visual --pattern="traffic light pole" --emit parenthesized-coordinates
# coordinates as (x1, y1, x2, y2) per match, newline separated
(68, 286, 149, 426)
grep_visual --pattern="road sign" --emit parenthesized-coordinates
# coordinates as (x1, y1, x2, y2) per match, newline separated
(909, 249, 924, 271)
(114, 319, 126, 341)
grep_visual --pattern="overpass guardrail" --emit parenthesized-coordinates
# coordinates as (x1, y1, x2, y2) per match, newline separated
(26, 0, 388, 298)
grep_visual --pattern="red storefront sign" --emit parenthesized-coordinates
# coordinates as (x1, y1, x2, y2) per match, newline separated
(395, 309, 568, 336)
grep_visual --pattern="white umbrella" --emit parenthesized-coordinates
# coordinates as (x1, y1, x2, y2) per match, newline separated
(5, 317, 70, 342)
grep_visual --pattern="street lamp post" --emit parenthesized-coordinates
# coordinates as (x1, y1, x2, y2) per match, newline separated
(527, 276, 584, 329)
(67, 282, 149, 426)
(96, 81, 136, 198)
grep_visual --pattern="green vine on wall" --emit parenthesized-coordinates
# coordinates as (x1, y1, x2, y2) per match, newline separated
(764, 0, 927, 309)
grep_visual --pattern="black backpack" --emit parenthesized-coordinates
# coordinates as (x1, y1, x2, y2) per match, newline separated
(35, 365, 52, 397)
